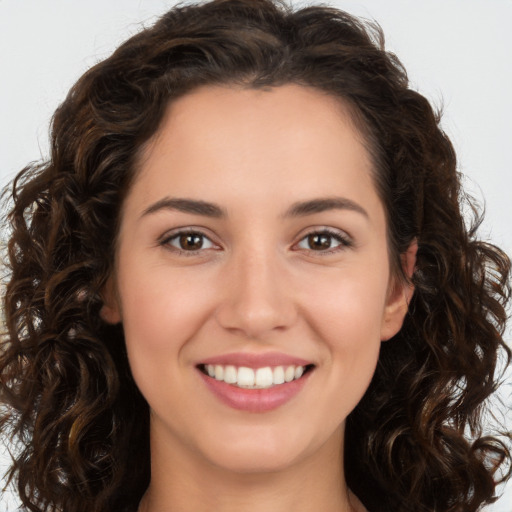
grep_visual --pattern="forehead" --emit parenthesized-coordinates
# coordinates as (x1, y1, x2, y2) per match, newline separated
(126, 84, 381, 221)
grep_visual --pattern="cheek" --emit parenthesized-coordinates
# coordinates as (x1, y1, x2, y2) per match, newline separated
(301, 265, 389, 342)
(116, 263, 217, 385)
(300, 269, 388, 404)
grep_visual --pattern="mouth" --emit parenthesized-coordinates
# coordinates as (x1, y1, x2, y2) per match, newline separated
(195, 353, 316, 412)
(197, 363, 315, 389)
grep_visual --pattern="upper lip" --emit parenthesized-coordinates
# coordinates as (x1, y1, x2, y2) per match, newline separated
(198, 352, 313, 369)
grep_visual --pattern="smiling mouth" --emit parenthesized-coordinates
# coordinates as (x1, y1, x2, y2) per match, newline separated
(198, 363, 315, 389)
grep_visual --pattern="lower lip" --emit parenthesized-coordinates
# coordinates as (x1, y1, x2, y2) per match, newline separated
(197, 369, 312, 413)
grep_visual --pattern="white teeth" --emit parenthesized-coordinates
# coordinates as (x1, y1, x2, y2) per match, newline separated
(273, 366, 285, 385)
(284, 365, 295, 382)
(214, 365, 224, 380)
(255, 367, 273, 387)
(204, 364, 308, 388)
(224, 365, 237, 384)
(237, 367, 255, 387)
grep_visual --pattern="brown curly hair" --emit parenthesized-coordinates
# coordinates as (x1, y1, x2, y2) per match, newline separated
(1, 1, 510, 511)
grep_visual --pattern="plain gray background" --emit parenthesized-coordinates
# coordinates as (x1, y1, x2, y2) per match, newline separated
(1, 1, 511, 510)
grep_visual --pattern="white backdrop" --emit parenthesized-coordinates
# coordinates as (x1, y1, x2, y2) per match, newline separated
(0, 1, 511, 511)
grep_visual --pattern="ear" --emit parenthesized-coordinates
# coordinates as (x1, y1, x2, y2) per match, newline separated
(100, 276, 122, 324)
(380, 240, 417, 341)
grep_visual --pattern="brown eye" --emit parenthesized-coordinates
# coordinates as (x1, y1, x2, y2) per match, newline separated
(162, 231, 216, 252)
(307, 233, 332, 250)
(295, 229, 352, 253)
(179, 233, 204, 250)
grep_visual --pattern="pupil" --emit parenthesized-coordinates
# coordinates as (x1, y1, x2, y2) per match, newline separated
(180, 234, 203, 250)
(309, 234, 331, 250)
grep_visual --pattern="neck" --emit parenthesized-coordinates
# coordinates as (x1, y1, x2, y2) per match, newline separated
(138, 425, 365, 512)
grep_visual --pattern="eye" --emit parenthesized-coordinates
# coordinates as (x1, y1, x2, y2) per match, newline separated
(295, 229, 352, 253)
(161, 230, 217, 253)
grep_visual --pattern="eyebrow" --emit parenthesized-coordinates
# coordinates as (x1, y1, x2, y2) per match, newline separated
(141, 197, 226, 218)
(283, 197, 369, 219)
(141, 196, 368, 219)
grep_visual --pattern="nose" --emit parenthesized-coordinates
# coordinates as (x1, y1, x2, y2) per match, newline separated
(215, 248, 297, 339)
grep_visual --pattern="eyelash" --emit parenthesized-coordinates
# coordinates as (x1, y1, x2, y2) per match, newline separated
(294, 228, 353, 255)
(159, 230, 218, 256)
(159, 228, 353, 256)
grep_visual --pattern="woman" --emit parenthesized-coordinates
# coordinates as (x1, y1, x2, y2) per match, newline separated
(1, 1, 510, 511)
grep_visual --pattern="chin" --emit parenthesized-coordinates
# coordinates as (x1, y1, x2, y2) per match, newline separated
(197, 422, 336, 475)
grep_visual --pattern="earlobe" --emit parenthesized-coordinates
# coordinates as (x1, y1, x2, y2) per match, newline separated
(380, 240, 418, 341)
(100, 277, 122, 324)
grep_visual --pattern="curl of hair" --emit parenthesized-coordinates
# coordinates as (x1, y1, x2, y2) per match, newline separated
(1, 1, 510, 511)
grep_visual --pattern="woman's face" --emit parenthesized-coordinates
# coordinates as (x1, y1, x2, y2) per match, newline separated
(103, 84, 411, 474)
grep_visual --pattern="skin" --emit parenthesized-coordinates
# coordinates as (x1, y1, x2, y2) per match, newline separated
(102, 84, 414, 512)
